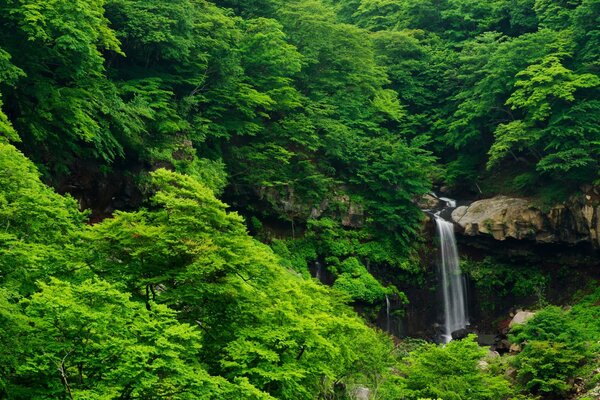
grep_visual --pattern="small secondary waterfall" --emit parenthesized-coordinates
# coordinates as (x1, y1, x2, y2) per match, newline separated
(315, 261, 322, 281)
(435, 215, 468, 343)
(385, 295, 391, 332)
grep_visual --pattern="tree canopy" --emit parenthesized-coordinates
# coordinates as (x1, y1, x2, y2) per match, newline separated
(0, 0, 598, 398)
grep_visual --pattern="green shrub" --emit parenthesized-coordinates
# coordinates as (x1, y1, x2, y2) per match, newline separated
(510, 289, 600, 397)
(392, 335, 513, 400)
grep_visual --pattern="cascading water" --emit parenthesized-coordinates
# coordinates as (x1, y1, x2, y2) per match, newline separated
(434, 214, 468, 343)
(438, 197, 456, 208)
(315, 261, 322, 281)
(385, 295, 391, 332)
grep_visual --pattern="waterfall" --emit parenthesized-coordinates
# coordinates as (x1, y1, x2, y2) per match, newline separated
(434, 215, 468, 343)
(385, 295, 391, 332)
(315, 261, 322, 281)
(438, 197, 456, 208)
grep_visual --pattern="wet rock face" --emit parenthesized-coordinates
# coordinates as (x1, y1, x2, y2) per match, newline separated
(451, 328, 469, 340)
(451, 193, 600, 247)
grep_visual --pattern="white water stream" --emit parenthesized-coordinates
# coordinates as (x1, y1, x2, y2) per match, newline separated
(385, 295, 391, 332)
(434, 215, 469, 343)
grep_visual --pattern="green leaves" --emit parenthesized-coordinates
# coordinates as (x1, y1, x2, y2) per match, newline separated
(82, 169, 398, 397)
(394, 336, 513, 400)
(510, 296, 600, 397)
(0, 143, 85, 294)
(488, 55, 600, 180)
(0, 153, 399, 398)
(0, 0, 128, 169)
(507, 55, 600, 122)
(9, 0, 121, 59)
(14, 278, 247, 399)
(0, 49, 24, 142)
(0, 0, 436, 257)
(0, 1, 598, 399)
(338, 0, 599, 196)
(487, 121, 535, 168)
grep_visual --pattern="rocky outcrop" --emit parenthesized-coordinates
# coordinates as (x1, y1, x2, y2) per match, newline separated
(258, 186, 365, 227)
(509, 310, 536, 328)
(418, 193, 443, 209)
(335, 195, 365, 228)
(451, 328, 469, 340)
(349, 386, 371, 400)
(451, 191, 600, 247)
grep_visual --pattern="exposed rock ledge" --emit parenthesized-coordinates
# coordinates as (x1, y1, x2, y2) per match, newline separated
(451, 193, 600, 247)
(258, 186, 364, 228)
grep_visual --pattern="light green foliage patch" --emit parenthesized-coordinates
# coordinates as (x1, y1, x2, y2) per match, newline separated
(379, 335, 513, 400)
(0, 160, 399, 399)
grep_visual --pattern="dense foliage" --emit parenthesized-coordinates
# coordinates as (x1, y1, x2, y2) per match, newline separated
(381, 335, 513, 400)
(334, 0, 599, 199)
(0, 0, 598, 398)
(461, 257, 550, 311)
(510, 289, 600, 399)
(0, 0, 439, 298)
(0, 144, 397, 398)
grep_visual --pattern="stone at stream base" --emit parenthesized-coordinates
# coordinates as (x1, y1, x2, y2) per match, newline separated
(498, 317, 513, 336)
(509, 311, 536, 328)
(509, 343, 522, 354)
(477, 360, 489, 371)
(418, 194, 443, 209)
(349, 386, 371, 400)
(487, 350, 500, 358)
(451, 328, 469, 340)
(494, 339, 511, 353)
(580, 381, 600, 399)
(477, 333, 497, 346)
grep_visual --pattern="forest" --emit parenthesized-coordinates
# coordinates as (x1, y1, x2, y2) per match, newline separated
(0, 0, 598, 398)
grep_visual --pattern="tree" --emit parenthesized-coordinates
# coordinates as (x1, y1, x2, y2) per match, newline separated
(510, 301, 599, 397)
(0, 143, 85, 295)
(10, 278, 265, 399)
(84, 169, 396, 398)
(488, 54, 600, 184)
(0, 0, 125, 170)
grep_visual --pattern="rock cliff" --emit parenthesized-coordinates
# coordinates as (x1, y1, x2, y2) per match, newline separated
(451, 191, 600, 247)
(257, 186, 365, 228)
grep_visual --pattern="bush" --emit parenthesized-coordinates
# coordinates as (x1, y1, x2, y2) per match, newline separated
(510, 289, 600, 398)
(392, 335, 513, 400)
